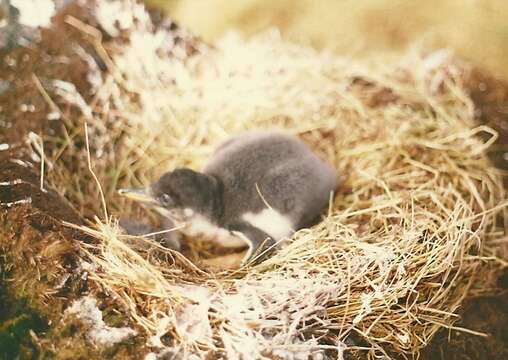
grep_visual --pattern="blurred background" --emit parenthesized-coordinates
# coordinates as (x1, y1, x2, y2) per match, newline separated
(147, 0, 508, 81)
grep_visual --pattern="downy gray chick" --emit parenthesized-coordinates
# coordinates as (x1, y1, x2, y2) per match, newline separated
(119, 131, 337, 265)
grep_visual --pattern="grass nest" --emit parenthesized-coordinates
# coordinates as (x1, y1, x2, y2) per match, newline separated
(40, 2, 507, 359)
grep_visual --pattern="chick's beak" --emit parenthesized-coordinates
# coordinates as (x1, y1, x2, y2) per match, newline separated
(118, 187, 158, 205)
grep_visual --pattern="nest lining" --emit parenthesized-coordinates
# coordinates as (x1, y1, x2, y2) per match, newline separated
(44, 2, 507, 359)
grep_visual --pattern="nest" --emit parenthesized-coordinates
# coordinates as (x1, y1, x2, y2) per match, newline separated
(42, 2, 507, 359)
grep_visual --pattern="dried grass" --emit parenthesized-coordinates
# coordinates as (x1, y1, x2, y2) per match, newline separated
(42, 1, 507, 358)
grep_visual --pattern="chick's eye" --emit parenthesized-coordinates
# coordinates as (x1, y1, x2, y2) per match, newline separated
(160, 194, 172, 206)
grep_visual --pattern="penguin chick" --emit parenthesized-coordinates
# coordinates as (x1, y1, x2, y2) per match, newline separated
(119, 131, 337, 265)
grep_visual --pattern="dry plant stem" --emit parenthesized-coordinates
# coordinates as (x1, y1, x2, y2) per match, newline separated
(84, 123, 108, 220)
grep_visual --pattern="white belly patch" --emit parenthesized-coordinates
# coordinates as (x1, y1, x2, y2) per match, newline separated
(241, 208, 293, 240)
(181, 214, 247, 248)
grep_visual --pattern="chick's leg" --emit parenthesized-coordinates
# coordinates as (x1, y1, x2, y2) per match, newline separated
(228, 222, 276, 265)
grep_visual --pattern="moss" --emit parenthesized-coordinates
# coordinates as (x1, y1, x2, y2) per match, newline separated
(102, 310, 127, 328)
(0, 284, 48, 360)
(58, 324, 75, 339)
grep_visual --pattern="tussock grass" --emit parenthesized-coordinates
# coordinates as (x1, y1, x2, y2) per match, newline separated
(43, 2, 507, 358)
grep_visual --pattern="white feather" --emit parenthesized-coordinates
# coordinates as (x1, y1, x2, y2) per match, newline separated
(182, 214, 247, 248)
(242, 208, 293, 240)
